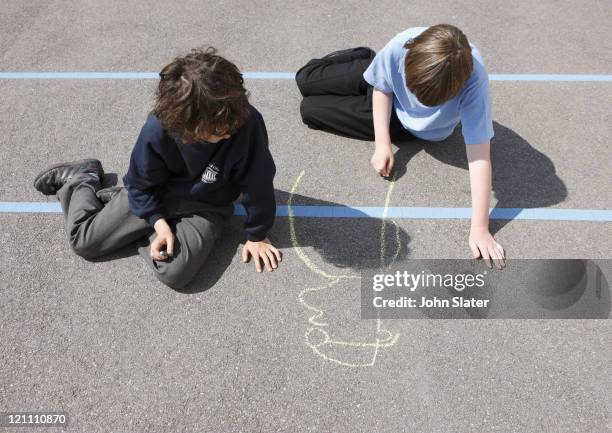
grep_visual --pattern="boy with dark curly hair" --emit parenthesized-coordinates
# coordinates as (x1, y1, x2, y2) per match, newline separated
(34, 47, 281, 289)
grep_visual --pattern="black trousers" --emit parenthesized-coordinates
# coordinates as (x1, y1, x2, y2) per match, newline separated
(295, 47, 414, 142)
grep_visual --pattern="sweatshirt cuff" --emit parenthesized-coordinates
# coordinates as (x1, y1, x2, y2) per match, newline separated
(145, 211, 167, 227)
(245, 231, 267, 242)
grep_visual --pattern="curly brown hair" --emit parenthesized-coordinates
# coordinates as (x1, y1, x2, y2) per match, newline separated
(404, 24, 473, 107)
(153, 47, 250, 142)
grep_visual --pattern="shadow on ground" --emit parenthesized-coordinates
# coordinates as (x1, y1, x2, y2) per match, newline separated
(87, 188, 411, 294)
(183, 189, 412, 292)
(83, 120, 564, 292)
(390, 121, 568, 235)
(397, 259, 611, 319)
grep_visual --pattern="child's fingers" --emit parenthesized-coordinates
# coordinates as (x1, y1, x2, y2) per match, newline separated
(386, 155, 395, 174)
(150, 237, 164, 261)
(469, 239, 480, 259)
(493, 243, 506, 265)
(265, 250, 278, 269)
(166, 235, 174, 256)
(270, 246, 282, 262)
(151, 249, 167, 261)
(260, 252, 272, 272)
(242, 245, 249, 263)
(488, 246, 503, 269)
(496, 243, 505, 259)
(481, 249, 492, 269)
(254, 253, 263, 273)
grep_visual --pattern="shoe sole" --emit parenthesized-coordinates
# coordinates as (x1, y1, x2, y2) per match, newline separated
(33, 158, 103, 194)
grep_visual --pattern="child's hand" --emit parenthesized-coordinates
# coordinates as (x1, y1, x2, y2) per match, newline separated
(242, 238, 282, 272)
(151, 218, 174, 261)
(469, 226, 505, 269)
(371, 144, 394, 177)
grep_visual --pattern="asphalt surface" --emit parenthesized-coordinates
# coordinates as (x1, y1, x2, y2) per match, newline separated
(1, 1, 611, 432)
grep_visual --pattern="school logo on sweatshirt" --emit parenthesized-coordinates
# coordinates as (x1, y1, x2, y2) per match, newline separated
(201, 163, 220, 183)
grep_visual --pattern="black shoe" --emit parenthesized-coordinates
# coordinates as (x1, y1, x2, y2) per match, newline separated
(33, 158, 104, 195)
(96, 186, 123, 203)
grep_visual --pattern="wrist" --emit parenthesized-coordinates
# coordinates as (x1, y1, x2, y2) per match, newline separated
(374, 140, 392, 151)
(246, 237, 269, 244)
(154, 218, 170, 234)
(470, 212, 490, 231)
(470, 224, 489, 232)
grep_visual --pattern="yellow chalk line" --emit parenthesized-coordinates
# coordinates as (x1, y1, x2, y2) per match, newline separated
(305, 327, 399, 368)
(288, 171, 358, 281)
(372, 174, 401, 365)
(379, 175, 402, 267)
(289, 170, 401, 367)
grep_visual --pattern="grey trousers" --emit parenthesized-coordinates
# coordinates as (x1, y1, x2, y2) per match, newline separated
(57, 173, 234, 289)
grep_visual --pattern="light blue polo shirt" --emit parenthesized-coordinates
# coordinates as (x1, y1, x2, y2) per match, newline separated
(363, 27, 494, 144)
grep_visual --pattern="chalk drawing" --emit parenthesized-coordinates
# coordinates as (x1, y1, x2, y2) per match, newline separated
(288, 170, 400, 367)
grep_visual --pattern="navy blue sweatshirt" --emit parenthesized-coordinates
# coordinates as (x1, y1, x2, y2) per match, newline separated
(122, 104, 276, 242)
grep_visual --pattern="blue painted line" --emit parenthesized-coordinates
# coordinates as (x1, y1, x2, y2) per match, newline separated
(243, 72, 296, 79)
(489, 74, 612, 82)
(1, 72, 611, 82)
(285, 206, 612, 221)
(0, 72, 160, 79)
(0, 202, 64, 213)
(2, 202, 610, 221)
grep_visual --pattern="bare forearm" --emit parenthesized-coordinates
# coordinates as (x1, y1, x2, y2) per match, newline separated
(372, 88, 393, 148)
(465, 141, 505, 267)
(466, 142, 492, 228)
(469, 160, 492, 228)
